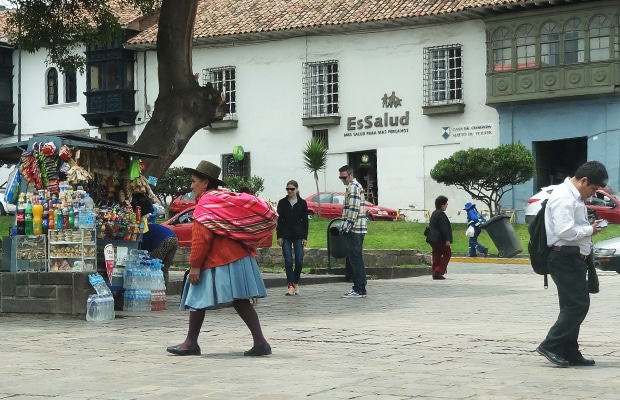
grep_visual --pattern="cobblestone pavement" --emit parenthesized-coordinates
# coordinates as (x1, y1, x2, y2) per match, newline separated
(2, 263, 620, 399)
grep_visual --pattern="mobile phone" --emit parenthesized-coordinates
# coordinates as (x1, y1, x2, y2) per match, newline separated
(597, 220, 609, 228)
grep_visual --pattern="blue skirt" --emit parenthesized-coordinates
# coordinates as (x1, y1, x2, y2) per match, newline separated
(179, 255, 267, 311)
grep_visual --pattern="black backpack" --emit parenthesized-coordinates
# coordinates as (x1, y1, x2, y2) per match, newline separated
(528, 199, 550, 288)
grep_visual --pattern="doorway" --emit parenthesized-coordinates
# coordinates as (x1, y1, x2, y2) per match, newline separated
(533, 137, 587, 191)
(348, 150, 378, 204)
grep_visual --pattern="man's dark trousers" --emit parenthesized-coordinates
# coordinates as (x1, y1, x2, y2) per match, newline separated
(343, 232, 366, 294)
(540, 250, 590, 360)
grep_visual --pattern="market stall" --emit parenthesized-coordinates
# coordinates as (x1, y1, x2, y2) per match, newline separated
(0, 133, 159, 275)
(0, 133, 164, 315)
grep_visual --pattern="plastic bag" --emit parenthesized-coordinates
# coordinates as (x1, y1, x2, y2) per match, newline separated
(465, 225, 475, 237)
(129, 158, 141, 180)
(4, 164, 21, 205)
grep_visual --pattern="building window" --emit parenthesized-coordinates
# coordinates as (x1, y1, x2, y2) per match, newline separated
(492, 28, 512, 71)
(105, 131, 128, 143)
(203, 66, 236, 120)
(540, 22, 560, 67)
(312, 129, 329, 150)
(516, 24, 536, 68)
(89, 61, 133, 90)
(564, 18, 584, 64)
(65, 70, 77, 103)
(222, 152, 250, 179)
(303, 60, 339, 118)
(47, 68, 58, 105)
(423, 44, 463, 106)
(589, 15, 610, 61)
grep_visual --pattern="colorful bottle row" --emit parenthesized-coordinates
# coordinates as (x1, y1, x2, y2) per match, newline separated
(15, 192, 96, 236)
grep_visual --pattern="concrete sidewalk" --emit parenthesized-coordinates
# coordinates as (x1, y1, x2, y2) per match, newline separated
(3, 262, 620, 399)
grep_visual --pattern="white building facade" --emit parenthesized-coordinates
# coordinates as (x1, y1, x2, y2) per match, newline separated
(0, 5, 501, 222)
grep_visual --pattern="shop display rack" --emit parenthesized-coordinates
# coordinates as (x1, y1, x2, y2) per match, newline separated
(48, 229, 97, 272)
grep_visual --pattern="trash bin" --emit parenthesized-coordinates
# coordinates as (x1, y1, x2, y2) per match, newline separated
(481, 214, 522, 258)
(327, 219, 347, 267)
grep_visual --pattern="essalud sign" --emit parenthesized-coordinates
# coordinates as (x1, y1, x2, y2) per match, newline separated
(345, 91, 410, 135)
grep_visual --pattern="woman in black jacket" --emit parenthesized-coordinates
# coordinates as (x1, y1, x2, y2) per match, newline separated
(425, 195, 453, 280)
(276, 180, 309, 295)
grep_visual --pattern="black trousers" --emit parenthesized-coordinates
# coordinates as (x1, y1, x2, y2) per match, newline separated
(540, 249, 590, 360)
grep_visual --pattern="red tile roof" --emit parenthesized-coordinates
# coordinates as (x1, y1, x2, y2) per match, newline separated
(128, 0, 557, 45)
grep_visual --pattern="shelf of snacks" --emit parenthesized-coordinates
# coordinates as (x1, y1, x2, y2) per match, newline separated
(48, 229, 97, 272)
(14, 235, 47, 272)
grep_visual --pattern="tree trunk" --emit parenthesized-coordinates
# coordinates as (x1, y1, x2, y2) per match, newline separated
(133, 0, 225, 178)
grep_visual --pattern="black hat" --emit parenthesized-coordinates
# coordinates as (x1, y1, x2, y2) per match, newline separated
(183, 160, 225, 186)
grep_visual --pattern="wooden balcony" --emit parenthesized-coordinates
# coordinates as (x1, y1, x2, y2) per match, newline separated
(82, 89, 137, 127)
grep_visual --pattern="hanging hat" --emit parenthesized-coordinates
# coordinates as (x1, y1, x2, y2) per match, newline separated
(463, 202, 475, 210)
(183, 160, 226, 186)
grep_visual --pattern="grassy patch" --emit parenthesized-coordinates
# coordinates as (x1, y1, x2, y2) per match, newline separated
(3, 215, 620, 259)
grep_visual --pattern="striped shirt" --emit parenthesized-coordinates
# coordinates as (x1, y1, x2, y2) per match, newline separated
(341, 178, 367, 234)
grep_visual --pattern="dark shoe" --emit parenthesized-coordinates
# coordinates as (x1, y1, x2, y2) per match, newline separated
(468, 255, 477, 257)
(536, 346, 568, 367)
(244, 342, 272, 356)
(432, 273, 445, 280)
(568, 355, 595, 366)
(483, 251, 488, 257)
(166, 344, 201, 356)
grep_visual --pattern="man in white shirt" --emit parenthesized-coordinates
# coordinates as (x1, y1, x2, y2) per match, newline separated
(536, 161, 608, 367)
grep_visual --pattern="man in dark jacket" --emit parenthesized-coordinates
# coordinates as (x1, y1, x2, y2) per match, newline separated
(425, 195, 453, 280)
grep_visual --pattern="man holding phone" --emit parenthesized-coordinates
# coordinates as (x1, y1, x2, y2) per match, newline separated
(536, 161, 608, 368)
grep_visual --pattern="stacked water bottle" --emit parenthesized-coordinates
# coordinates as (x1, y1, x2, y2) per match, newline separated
(86, 273, 115, 321)
(122, 250, 166, 312)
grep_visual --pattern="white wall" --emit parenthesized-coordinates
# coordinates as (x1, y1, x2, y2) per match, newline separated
(3, 19, 499, 221)
(136, 20, 500, 220)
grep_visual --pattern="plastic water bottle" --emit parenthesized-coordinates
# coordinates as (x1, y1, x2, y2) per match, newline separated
(86, 294, 100, 321)
(123, 290, 134, 312)
(102, 294, 115, 320)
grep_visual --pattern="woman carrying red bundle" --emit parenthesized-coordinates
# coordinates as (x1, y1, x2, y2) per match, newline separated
(166, 160, 271, 357)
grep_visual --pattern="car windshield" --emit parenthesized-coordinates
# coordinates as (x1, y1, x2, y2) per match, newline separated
(177, 210, 194, 224)
(183, 192, 195, 201)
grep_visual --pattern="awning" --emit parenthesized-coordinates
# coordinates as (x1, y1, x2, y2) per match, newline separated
(0, 133, 159, 165)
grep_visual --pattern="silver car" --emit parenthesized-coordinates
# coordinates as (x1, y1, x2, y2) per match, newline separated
(594, 237, 620, 273)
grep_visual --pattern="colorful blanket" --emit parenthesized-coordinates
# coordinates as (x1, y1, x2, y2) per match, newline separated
(194, 189, 277, 249)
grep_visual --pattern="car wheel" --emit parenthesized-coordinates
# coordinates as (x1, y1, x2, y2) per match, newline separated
(366, 213, 374, 221)
(307, 211, 314, 220)
(0, 203, 6, 216)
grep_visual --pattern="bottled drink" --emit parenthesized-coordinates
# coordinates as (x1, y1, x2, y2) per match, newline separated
(86, 294, 100, 322)
(42, 211, 49, 235)
(56, 205, 63, 231)
(48, 208, 55, 230)
(16, 200, 25, 235)
(24, 200, 33, 235)
(84, 193, 94, 210)
(32, 201, 43, 235)
(62, 207, 69, 230)
(68, 207, 75, 229)
(74, 206, 80, 229)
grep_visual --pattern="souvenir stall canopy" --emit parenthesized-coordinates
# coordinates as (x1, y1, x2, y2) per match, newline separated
(0, 133, 159, 274)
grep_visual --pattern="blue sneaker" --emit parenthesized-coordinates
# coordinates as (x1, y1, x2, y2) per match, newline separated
(341, 290, 366, 298)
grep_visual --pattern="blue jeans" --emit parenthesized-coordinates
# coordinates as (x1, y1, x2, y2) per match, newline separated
(343, 232, 367, 294)
(282, 239, 304, 284)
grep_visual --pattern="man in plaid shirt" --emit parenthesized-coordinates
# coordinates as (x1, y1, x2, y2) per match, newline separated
(338, 165, 368, 298)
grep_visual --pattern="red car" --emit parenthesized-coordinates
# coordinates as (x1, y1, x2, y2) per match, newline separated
(305, 192, 397, 221)
(585, 188, 620, 224)
(170, 192, 196, 214)
(160, 206, 273, 248)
